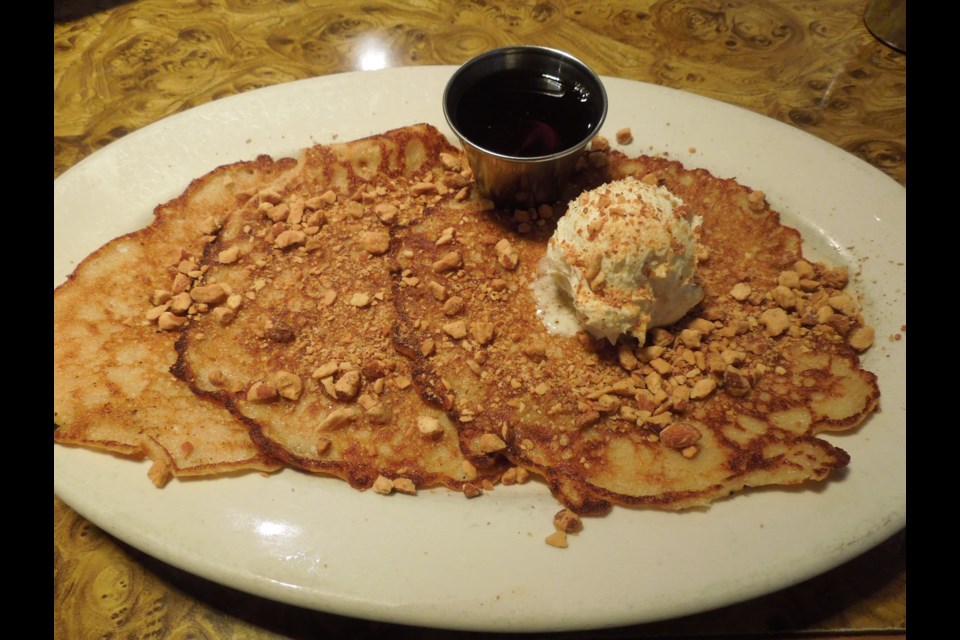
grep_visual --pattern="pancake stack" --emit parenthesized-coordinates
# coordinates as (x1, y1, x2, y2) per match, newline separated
(54, 124, 879, 519)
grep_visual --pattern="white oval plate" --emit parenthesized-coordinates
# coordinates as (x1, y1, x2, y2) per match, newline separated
(54, 66, 906, 633)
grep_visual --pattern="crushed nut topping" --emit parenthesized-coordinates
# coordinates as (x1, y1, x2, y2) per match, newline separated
(271, 371, 303, 400)
(417, 415, 443, 437)
(432, 250, 463, 273)
(190, 284, 228, 305)
(246, 380, 278, 403)
(218, 246, 240, 264)
(334, 370, 361, 400)
(435, 227, 455, 246)
(442, 296, 465, 316)
(660, 422, 702, 449)
(372, 475, 395, 495)
(576, 411, 601, 430)
(723, 367, 752, 397)
(494, 238, 519, 270)
(849, 325, 875, 351)
(469, 321, 495, 345)
(590, 135, 609, 152)
(553, 509, 584, 533)
(428, 281, 447, 301)
(442, 320, 468, 339)
(393, 477, 417, 495)
(350, 292, 372, 308)
(462, 483, 483, 498)
(478, 433, 507, 453)
(157, 312, 189, 331)
(545, 530, 568, 548)
(274, 229, 306, 249)
(760, 308, 790, 337)
(730, 282, 752, 301)
(689, 378, 717, 399)
(317, 407, 360, 430)
(362, 231, 391, 255)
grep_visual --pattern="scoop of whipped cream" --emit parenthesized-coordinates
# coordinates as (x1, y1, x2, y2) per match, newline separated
(544, 176, 703, 344)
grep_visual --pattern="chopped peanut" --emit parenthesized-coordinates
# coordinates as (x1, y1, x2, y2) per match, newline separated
(435, 227, 455, 246)
(442, 296, 464, 316)
(274, 229, 306, 249)
(147, 460, 173, 488)
(168, 292, 192, 314)
(145, 305, 167, 321)
(432, 250, 463, 273)
(545, 530, 568, 548)
(724, 368, 752, 397)
(760, 308, 790, 337)
(428, 281, 447, 301)
(420, 338, 435, 357)
(553, 509, 584, 533)
(494, 239, 519, 270)
(590, 135, 609, 151)
(171, 273, 192, 294)
(410, 182, 437, 196)
(730, 282, 752, 301)
(350, 292, 372, 308)
(157, 312, 188, 331)
(317, 407, 359, 430)
(312, 361, 339, 379)
(246, 380, 278, 403)
(190, 284, 228, 305)
(218, 246, 240, 264)
(393, 478, 417, 495)
(828, 293, 859, 317)
(660, 422, 702, 449)
(462, 483, 483, 498)
(747, 190, 766, 210)
(849, 325, 875, 351)
(374, 203, 397, 224)
(417, 415, 443, 437)
(372, 475, 394, 495)
(689, 378, 717, 400)
(478, 433, 507, 453)
(679, 329, 702, 348)
(469, 321, 495, 345)
(442, 320, 468, 339)
(361, 231, 390, 255)
(272, 371, 303, 401)
(770, 285, 796, 309)
(649, 358, 673, 375)
(334, 370, 361, 400)
(439, 152, 461, 171)
(576, 411, 601, 430)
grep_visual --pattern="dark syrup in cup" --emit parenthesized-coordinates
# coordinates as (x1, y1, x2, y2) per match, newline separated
(454, 68, 599, 158)
(443, 46, 607, 206)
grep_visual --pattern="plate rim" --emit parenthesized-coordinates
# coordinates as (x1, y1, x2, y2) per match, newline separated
(54, 66, 906, 633)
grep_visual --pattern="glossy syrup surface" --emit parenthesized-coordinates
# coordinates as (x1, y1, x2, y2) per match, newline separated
(454, 68, 599, 157)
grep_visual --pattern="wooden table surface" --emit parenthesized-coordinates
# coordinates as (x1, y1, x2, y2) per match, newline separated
(53, 1, 905, 637)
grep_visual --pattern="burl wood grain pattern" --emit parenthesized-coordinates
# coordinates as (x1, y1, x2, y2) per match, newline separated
(54, 0, 904, 184)
(54, 1, 905, 637)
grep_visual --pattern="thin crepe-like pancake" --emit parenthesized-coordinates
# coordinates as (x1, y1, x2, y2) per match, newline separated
(174, 125, 505, 491)
(54, 157, 292, 484)
(56, 122, 879, 518)
(392, 149, 879, 513)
